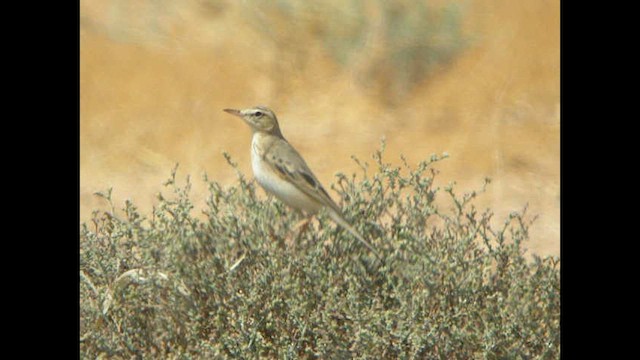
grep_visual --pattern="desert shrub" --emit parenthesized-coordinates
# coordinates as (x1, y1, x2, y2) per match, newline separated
(80, 146, 559, 359)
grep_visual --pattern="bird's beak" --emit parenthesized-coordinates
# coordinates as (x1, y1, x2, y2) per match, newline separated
(223, 108, 242, 117)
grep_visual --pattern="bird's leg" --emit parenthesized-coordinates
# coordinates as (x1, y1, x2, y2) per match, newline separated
(292, 216, 312, 234)
(286, 212, 315, 248)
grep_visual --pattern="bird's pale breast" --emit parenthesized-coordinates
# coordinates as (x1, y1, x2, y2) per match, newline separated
(251, 134, 322, 214)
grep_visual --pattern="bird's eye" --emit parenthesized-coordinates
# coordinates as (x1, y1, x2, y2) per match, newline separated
(254, 111, 263, 117)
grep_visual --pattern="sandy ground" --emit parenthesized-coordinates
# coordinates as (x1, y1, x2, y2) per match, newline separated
(80, 0, 559, 257)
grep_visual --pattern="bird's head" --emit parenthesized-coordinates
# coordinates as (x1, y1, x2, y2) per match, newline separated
(223, 106, 282, 136)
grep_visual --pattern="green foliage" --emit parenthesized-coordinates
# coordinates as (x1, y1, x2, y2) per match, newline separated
(80, 146, 559, 359)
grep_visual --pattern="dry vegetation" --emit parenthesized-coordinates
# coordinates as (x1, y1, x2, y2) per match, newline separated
(80, 150, 559, 358)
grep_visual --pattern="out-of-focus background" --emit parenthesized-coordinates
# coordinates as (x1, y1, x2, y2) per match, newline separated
(80, 0, 559, 257)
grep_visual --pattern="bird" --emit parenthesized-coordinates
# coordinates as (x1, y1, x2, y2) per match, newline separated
(223, 106, 382, 260)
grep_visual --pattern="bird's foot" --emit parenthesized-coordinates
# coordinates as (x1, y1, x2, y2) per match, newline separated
(285, 216, 314, 248)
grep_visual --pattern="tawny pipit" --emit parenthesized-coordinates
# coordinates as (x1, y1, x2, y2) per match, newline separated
(223, 106, 381, 260)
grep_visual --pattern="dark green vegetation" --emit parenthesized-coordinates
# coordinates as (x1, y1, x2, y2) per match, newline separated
(80, 147, 559, 359)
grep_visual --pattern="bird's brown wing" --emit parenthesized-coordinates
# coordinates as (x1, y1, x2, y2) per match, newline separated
(263, 137, 382, 261)
(263, 138, 343, 215)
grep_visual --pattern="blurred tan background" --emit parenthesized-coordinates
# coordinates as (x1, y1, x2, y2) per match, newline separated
(80, 0, 559, 257)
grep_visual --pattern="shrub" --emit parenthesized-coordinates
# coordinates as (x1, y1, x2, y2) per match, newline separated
(80, 146, 559, 359)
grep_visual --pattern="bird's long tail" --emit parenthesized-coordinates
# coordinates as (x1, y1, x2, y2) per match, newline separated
(328, 210, 383, 261)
